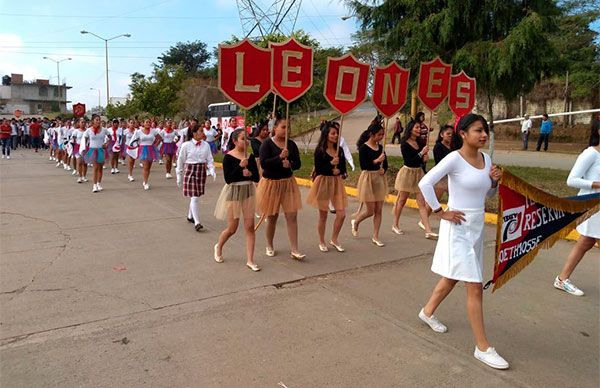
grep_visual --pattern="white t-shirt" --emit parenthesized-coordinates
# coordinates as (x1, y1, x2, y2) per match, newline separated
(419, 151, 495, 211)
(521, 119, 532, 133)
(221, 126, 235, 151)
(203, 127, 218, 143)
(131, 128, 160, 146)
(73, 129, 86, 145)
(160, 129, 178, 143)
(84, 128, 109, 149)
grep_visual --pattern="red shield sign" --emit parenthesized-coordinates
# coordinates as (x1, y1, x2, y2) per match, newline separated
(270, 38, 313, 103)
(448, 71, 476, 117)
(417, 57, 452, 111)
(323, 54, 370, 115)
(218, 39, 272, 109)
(73, 103, 86, 118)
(372, 62, 410, 118)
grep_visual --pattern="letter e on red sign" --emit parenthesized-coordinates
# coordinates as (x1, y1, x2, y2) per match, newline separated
(418, 57, 452, 111)
(270, 38, 313, 103)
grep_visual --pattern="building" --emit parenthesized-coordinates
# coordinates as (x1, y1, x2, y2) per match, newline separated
(0, 73, 71, 115)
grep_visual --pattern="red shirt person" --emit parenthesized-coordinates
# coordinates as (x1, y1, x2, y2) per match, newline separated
(29, 118, 43, 152)
(0, 119, 12, 158)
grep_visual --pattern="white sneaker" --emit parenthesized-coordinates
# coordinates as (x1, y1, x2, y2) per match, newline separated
(553, 276, 584, 296)
(139, 163, 143, 168)
(6, 155, 10, 159)
(77, 177, 83, 183)
(96, 183, 103, 191)
(110, 168, 115, 174)
(120, 160, 125, 165)
(350, 219, 358, 237)
(82, 177, 89, 182)
(128, 175, 135, 182)
(114, 168, 119, 174)
(265, 246, 275, 257)
(49, 156, 53, 161)
(143, 182, 150, 190)
(474, 346, 509, 370)
(92, 184, 99, 193)
(102, 165, 106, 170)
(418, 308, 447, 333)
(418, 221, 426, 231)
(56, 162, 61, 167)
(71, 170, 77, 175)
(159, 160, 164, 165)
(2, 155, 5, 159)
(165, 173, 172, 179)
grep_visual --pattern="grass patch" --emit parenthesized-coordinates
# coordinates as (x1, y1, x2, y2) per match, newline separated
(215, 151, 576, 213)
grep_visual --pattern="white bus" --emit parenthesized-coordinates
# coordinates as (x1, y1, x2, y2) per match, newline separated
(207, 102, 244, 129)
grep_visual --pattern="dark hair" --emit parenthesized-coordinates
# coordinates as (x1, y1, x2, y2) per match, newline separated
(252, 120, 268, 138)
(227, 128, 246, 151)
(589, 119, 600, 146)
(112, 119, 119, 124)
(416, 111, 425, 123)
(316, 122, 338, 155)
(356, 123, 383, 149)
(400, 120, 418, 144)
(436, 124, 454, 143)
(91, 114, 100, 120)
(542, 113, 549, 119)
(451, 113, 489, 150)
(186, 122, 201, 141)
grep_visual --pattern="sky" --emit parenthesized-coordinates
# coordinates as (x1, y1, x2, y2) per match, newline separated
(0, 0, 358, 111)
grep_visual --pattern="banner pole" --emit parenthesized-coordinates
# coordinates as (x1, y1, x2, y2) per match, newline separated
(285, 102, 290, 146)
(335, 114, 344, 157)
(272, 94, 277, 118)
(382, 117, 389, 152)
(244, 110, 248, 159)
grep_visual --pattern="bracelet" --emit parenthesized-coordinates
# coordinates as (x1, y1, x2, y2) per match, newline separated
(433, 207, 443, 214)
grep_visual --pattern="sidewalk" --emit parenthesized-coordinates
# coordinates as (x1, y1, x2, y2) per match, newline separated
(1, 150, 598, 387)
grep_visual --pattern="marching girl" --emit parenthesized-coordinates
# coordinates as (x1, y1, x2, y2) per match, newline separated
(160, 119, 177, 179)
(176, 125, 215, 231)
(123, 119, 138, 182)
(82, 114, 110, 193)
(203, 120, 219, 155)
(73, 118, 88, 183)
(129, 118, 163, 190)
(417, 113, 508, 370)
(432, 124, 454, 197)
(351, 123, 388, 247)
(250, 120, 269, 177)
(256, 117, 305, 260)
(214, 128, 261, 270)
(46, 123, 57, 161)
(553, 123, 600, 296)
(307, 122, 348, 252)
(392, 121, 438, 239)
(107, 119, 121, 174)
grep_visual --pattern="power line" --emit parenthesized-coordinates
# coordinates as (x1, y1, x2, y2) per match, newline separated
(0, 50, 157, 59)
(0, 12, 344, 19)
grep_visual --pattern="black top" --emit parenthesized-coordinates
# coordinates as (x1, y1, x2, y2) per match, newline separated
(222, 153, 260, 184)
(358, 143, 388, 172)
(250, 137, 262, 158)
(400, 141, 424, 168)
(259, 137, 301, 180)
(433, 142, 451, 165)
(314, 147, 347, 176)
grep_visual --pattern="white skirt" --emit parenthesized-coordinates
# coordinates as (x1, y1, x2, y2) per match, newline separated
(431, 208, 485, 283)
(576, 211, 599, 239)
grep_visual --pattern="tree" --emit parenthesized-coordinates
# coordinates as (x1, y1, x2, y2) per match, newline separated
(125, 66, 186, 117)
(347, 0, 561, 151)
(157, 41, 211, 74)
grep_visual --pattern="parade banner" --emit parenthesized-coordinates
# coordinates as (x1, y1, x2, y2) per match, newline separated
(218, 39, 272, 109)
(488, 170, 600, 292)
(270, 38, 313, 103)
(372, 62, 410, 118)
(417, 57, 452, 111)
(448, 71, 476, 117)
(73, 103, 86, 118)
(323, 53, 370, 115)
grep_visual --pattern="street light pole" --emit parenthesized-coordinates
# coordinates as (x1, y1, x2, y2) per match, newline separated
(80, 30, 131, 107)
(90, 88, 101, 112)
(42, 56, 72, 106)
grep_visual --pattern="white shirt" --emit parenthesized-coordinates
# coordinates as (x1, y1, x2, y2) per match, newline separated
(107, 127, 121, 142)
(521, 119, 532, 133)
(131, 128, 160, 146)
(339, 137, 355, 171)
(176, 139, 215, 176)
(73, 129, 86, 145)
(160, 128, 178, 143)
(203, 127, 218, 143)
(58, 126, 69, 141)
(567, 146, 600, 196)
(221, 126, 235, 151)
(419, 151, 495, 211)
(83, 127, 109, 149)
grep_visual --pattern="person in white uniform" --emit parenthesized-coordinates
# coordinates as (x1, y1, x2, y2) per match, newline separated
(418, 113, 509, 370)
(554, 124, 600, 296)
(129, 118, 163, 190)
(81, 114, 110, 193)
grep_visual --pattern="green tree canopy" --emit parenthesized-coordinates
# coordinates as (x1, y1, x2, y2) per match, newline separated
(156, 40, 211, 74)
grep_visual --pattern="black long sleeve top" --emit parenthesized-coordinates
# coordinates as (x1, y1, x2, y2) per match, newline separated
(400, 142, 424, 168)
(433, 142, 451, 165)
(259, 137, 301, 180)
(223, 153, 260, 184)
(250, 137, 262, 158)
(314, 147, 347, 176)
(358, 143, 388, 172)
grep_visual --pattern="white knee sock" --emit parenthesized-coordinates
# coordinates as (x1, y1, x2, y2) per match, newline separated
(189, 197, 200, 225)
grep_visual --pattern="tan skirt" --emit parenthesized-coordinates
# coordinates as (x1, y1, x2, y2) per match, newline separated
(356, 170, 388, 202)
(306, 175, 348, 211)
(256, 176, 302, 216)
(214, 181, 256, 220)
(435, 176, 448, 193)
(394, 166, 424, 194)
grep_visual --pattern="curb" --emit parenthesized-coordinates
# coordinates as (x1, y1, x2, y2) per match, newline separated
(214, 163, 579, 242)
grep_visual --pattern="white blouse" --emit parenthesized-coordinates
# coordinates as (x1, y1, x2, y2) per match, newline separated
(83, 128, 109, 149)
(567, 146, 600, 196)
(73, 129, 86, 145)
(160, 129, 178, 143)
(176, 139, 215, 175)
(419, 151, 496, 211)
(131, 128, 160, 146)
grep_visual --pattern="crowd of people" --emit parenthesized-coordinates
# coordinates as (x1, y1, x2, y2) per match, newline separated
(2, 110, 598, 372)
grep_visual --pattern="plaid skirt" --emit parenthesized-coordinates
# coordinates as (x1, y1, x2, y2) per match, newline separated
(183, 163, 207, 197)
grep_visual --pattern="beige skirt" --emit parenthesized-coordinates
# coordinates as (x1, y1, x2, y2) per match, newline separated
(356, 170, 388, 202)
(214, 181, 256, 220)
(306, 175, 348, 211)
(256, 176, 302, 216)
(394, 166, 424, 194)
